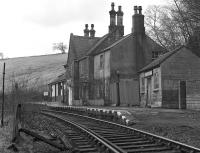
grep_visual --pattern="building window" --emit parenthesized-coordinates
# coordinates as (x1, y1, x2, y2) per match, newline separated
(100, 54, 104, 69)
(79, 59, 88, 78)
(152, 51, 159, 60)
(58, 83, 61, 96)
(95, 84, 100, 98)
(140, 77, 145, 93)
(52, 85, 55, 97)
(153, 71, 159, 89)
(79, 61, 83, 76)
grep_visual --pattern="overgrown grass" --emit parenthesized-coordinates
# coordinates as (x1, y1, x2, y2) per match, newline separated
(0, 53, 67, 92)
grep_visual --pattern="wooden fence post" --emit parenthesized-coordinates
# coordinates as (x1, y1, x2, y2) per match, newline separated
(12, 104, 21, 142)
(1, 62, 5, 127)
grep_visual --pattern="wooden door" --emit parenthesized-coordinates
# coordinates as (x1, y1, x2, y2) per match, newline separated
(179, 81, 186, 109)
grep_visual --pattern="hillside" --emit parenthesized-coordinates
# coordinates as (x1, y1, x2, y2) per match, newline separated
(0, 53, 67, 92)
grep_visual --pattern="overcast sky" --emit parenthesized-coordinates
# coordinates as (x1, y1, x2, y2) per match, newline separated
(0, 0, 167, 58)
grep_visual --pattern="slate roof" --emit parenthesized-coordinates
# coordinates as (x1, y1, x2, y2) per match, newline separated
(70, 34, 100, 59)
(49, 73, 66, 85)
(140, 46, 184, 72)
(87, 27, 126, 56)
(102, 34, 132, 51)
(87, 34, 109, 55)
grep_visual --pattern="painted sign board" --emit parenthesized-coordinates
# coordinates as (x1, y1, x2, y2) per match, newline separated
(144, 70, 153, 77)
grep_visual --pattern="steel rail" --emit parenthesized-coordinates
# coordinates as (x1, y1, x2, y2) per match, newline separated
(43, 109, 200, 153)
(41, 111, 127, 153)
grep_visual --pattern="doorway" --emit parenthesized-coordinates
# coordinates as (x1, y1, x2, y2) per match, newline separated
(146, 78, 152, 107)
(68, 87, 72, 106)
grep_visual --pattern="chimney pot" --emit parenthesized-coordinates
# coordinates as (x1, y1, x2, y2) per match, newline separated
(90, 24, 95, 38)
(84, 24, 89, 37)
(109, 2, 117, 33)
(132, 5, 145, 34)
(138, 6, 142, 14)
(111, 2, 115, 10)
(134, 6, 138, 14)
(118, 6, 121, 11)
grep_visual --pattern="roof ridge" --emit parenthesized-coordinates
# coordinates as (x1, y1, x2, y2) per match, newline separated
(87, 34, 109, 55)
(73, 35, 101, 39)
(102, 33, 132, 52)
(87, 26, 122, 55)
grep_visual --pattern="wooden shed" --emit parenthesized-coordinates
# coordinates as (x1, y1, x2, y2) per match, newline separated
(139, 46, 200, 109)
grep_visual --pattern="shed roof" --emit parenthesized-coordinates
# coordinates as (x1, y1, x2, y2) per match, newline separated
(140, 46, 184, 72)
(48, 73, 66, 85)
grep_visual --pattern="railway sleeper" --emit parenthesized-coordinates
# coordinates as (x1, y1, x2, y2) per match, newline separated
(115, 140, 153, 146)
(77, 147, 98, 152)
(110, 137, 148, 143)
(109, 137, 147, 142)
(120, 143, 165, 149)
(103, 135, 140, 140)
(126, 146, 173, 153)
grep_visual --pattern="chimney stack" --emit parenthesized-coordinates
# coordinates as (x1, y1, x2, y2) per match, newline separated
(109, 2, 117, 34)
(117, 6, 123, 26)
(84, 24, 89, 37)
(134, 6, 137, 14)
(138, 6, 142, 14)
(89, 24, 95, 38)
(116, 5, 124, 38)
(132, 6, 145, 34)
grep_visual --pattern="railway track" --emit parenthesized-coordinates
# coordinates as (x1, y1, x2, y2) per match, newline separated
(41, 109, 200, 153)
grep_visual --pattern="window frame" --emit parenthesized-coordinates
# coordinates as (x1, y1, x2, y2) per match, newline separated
(99, 54, 104, 70)
(140, 76, 145, 93)
(153, 70, 159, 90)
(152, 51, 159, 60)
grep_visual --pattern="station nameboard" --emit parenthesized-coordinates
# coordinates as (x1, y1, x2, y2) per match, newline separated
(144, 70, 153, 77)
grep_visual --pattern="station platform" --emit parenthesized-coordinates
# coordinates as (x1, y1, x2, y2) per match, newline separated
(42, 102, 200, 127)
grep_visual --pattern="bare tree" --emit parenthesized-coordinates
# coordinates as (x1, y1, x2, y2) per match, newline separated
(53, 42, 67, 54)
(144, 0, 200, 51)
(145, 5, 184, 50)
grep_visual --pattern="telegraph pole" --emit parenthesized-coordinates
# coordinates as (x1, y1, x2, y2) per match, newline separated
(1, 62, 5, 127)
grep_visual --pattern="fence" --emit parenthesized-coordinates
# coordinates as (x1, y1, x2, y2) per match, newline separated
(162, 79, 200, 109)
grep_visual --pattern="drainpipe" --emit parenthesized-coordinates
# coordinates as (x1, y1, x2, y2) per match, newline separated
(116, 70, 120, 106)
